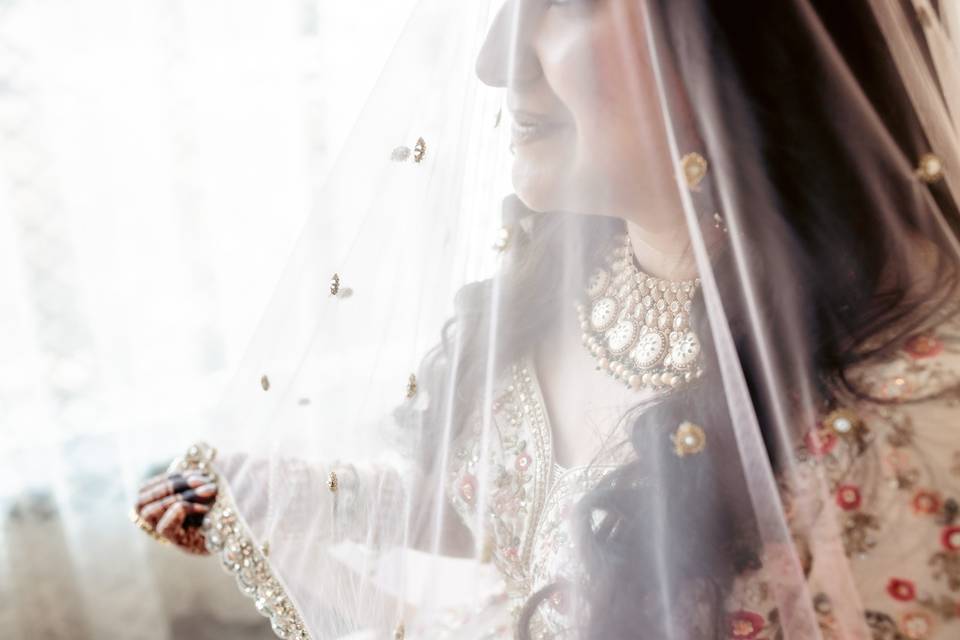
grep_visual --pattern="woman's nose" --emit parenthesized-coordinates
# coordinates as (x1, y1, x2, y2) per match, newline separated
(475, 0, 543, 88)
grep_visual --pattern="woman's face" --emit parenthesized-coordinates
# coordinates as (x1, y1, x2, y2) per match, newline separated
(476, 0, 680, 230)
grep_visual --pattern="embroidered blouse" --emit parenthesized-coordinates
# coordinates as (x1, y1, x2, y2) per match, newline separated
(446, 314, 960, 639)
(726, 316, 960, 640)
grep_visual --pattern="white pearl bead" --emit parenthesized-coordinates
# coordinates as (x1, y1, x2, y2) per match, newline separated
(833, 418, 852, 433)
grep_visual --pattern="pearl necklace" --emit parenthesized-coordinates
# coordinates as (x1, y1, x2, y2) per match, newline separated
(576, 235, 704, 391)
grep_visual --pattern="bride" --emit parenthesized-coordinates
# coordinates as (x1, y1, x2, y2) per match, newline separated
(134, 1, 960, 638)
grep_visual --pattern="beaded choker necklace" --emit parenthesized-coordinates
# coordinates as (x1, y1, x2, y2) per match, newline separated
(576, 235, 704, 392)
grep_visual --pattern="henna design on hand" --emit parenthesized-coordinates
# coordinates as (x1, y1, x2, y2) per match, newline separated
(136, 472, 212, 510)
(134, 469, 218, 555)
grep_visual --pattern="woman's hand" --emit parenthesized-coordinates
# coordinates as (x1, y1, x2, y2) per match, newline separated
(134, 470, 218, 554)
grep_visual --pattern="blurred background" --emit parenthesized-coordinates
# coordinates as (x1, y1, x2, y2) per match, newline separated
(0, 0, 417, 637)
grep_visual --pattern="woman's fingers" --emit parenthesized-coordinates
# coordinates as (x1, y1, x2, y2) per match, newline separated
(138, 470, 209, 493)
(136, 472, 213, 510)
(138, 492, 187, 526)
(139, 495, 178, 527)
(155, 502, 188, 542)
(138, 480, 217, 527)
(137, 471, 211, 499)
(155, 501, 211, 544)
(179, 482, 218, 505)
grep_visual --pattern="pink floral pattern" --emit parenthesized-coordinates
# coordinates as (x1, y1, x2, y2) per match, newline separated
(904, 334, 944, 360)
(727, 610, 766, 639)
(447, 364, 554, 622)
(447, 361, 629, 636)
(888, 578, 917, 602)
(836, 484, 862, 511)
(731, 313, 960, 640)
(913, 490, 942, 515)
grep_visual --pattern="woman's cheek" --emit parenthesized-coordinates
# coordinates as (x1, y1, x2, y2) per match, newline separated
(541, 8, 649, 142)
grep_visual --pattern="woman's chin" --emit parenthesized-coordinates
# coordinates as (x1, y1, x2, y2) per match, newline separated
(511, 156, 569, 214)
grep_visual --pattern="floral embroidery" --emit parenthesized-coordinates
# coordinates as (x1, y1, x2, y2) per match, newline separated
(900, 610, 935, 639)
(930, 527, 960, 593)
(448, 363, 555, 599)
(866, 609, 908, 640)
(916, 594, 960, 621)
(515, 452, 532, 472)
(446, 363, 551, 630)
(836, 484, 863, 511)
(528, 464, 622, 636)
(825, 478, 881, 557)
(936, 499, 959, 527)
(727, 610, 766, 639)
(459, 474, 477, 504)
(804, 427, 838, 457)
(447, 359, 635, 638)
(913, 490, 942, 515)
(940, 526, 960, 552)
(847, 316, 960, 402)
(886, 415, 917, 448)
(888, 578, 918, 602)
(904, 334, 944, 360)
(729, 314, 960, 638)
(885, 448, 922, 491)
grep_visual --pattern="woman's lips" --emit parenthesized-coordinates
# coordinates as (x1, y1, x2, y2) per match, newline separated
(510, 110, 569, 146)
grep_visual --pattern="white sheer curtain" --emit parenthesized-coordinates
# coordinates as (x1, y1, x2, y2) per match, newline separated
(0, 1, 415, 637)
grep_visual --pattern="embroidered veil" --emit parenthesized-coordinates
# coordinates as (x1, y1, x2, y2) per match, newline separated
(146, 1, 960, 638)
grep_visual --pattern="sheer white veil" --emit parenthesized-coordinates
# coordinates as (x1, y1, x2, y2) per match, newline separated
(172, 1, 960, 638)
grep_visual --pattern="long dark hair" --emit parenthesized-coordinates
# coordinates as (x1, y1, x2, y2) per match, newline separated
(402, 0, 960, 637)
